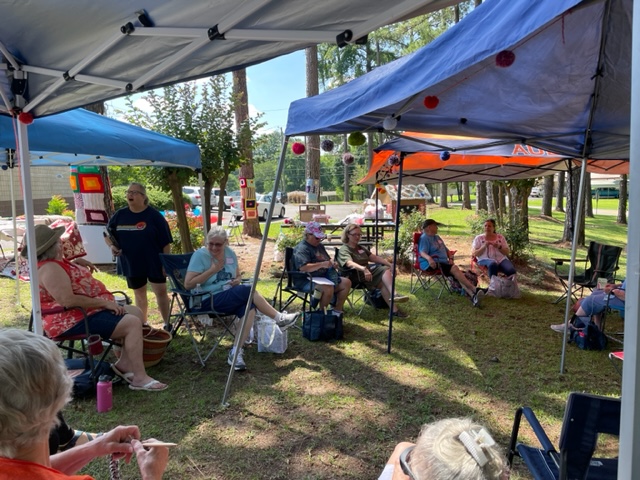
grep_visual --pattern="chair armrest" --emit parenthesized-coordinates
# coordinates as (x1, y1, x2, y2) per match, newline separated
(552, 257, 586, 265)
(520, 407, 556, 454)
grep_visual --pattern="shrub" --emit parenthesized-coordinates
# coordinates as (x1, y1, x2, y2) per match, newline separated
(164, 212, 205, 254)
(380, 210, 425, 266)
(46, 195, 69, 215)
(275, 226, 304, 253)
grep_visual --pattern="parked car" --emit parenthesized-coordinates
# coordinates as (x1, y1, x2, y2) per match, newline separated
(529, 186, 541, 197)
(591, 187, 620, 199)
(211, 188, 233, 210)
(230, 193, 286, 220)
(182, 186, 202, 206)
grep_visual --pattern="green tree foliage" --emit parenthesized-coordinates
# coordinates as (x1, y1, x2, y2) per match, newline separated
(115, 76, 251, 251)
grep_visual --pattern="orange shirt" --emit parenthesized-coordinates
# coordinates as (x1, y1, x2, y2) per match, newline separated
(0, 457, 93, 480)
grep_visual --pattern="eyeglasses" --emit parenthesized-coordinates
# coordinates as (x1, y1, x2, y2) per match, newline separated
(399, 446, 417, 480)
(126, 190, 144, 196)
(207, 242, 225, 247)
(348, 232, 362, 237)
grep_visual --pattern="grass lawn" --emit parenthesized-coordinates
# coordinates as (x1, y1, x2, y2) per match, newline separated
(0, 205, 627, 479)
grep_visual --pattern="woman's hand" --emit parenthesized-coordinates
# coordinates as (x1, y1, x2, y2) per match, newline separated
(363, 268, 372, 281)
(229, 277, 242, 287)
(131, 438, 169, 480)
(104, 301, 126, 315)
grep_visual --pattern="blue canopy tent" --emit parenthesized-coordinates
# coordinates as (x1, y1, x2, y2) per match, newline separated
(0, 109, 201, 168)
(282, 0, 639, 474)
(0, 108, 201, 304)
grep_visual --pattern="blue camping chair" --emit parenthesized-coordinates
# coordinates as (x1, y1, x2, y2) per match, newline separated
(508, 392, 620, 480)
(160, 253, 237, 367)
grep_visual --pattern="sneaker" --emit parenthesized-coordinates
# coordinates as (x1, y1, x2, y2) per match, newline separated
(550, 323, 566, 333)
(227, 349, 246, 371)
(276, 311, 300, 330)
(472, 289, 485, 307)
(393, 309, 409, 318)
(390, 295, 409, 304)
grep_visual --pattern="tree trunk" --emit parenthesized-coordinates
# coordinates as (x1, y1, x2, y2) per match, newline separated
(439, 182, 448, 208)
(476, 181, 487, 212)
(584, 172, 594, 218)
(167, 171, 193, 252)
(343, 135, 350, 202)
(305, 46, 321, 203)
(541, 175, 554, 216)
(233, 69, 261, 238)
(555, 172, 565, 212)
(617, 174, 628, 224)
(562, 168, 585, 245)
(462, 182, 471, 209)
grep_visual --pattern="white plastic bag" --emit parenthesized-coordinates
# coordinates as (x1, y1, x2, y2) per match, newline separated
(487, 274, 521, 299)
(256, 315, 288, 354)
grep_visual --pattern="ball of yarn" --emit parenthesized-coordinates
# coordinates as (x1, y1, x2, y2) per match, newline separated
(387, 154, 400, 167)
(292, 142, 305, 155)
(348, 132, 366, 146)
(321, 139, 334, 152)
(342, 153, 355, 165)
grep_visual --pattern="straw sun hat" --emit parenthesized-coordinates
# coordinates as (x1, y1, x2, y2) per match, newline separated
(21, 224, 65, 258)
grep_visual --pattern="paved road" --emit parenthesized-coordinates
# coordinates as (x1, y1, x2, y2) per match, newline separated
(215, 202, 367, 224)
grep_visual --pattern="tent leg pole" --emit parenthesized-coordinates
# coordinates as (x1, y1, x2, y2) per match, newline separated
(559, 157, 587, 373)
(220, 135, 290, 407)
(386, 154, 405, 354)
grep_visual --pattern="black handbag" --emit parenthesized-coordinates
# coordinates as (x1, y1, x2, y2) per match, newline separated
(302, 310, 344, 341)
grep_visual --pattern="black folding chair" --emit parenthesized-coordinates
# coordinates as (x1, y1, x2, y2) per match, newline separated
(552, 241, 622, 304)
(272, 247, 313, 312)
(160, 253, 237, 367)
(334, 247, 375, 315)
(508, 392, 620, 480)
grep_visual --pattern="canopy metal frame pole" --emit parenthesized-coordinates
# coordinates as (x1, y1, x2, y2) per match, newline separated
(558, 157, 587, 373)
(619, 0, 640, 474)
(221, 135, 290, 407)
(16, 119, 42, 334)
(386, 153, 405, 354)
(8, 149, 19, 304)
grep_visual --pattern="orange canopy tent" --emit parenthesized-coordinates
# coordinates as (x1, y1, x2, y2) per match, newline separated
(359, 133, 629, 185)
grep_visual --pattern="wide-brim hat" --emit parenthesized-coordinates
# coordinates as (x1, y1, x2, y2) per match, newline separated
(21, 224, 65, 258)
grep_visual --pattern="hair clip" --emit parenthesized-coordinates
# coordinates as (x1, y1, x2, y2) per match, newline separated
(458, 428, 496, 467)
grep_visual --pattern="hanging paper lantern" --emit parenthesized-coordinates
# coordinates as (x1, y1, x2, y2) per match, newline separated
(387, 154, 400, 167)
(377, 187, 386, 195)
(348, 132, 366, 146)
(495, 50, 516, 68)
(440, 151, 451, 161)
(291, 142, 305, 155)
(321, 139, 335, 152)
(382, 115, 398, 130)
(423, 96, 439, 109)
(342, 153, 355, 165)
(18, 112, 34, 125)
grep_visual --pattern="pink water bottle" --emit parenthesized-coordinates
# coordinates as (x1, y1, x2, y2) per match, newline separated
(97, 375, 113, 413)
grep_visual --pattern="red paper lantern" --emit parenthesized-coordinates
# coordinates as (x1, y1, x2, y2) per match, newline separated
(292, 142, 306, 155)
(18, 112, 34, 125)
(495, 50, 516, 68)
(423, 96, 439, 109)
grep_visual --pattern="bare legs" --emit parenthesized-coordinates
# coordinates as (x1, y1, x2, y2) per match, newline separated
(133, 283, 170, 326)
(449, 265, 476, 297)
(379, 269, 400, 313)
(315, 278, 352, 311)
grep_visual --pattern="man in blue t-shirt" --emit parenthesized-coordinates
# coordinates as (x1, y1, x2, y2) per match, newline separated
(419, 219, 483, 307)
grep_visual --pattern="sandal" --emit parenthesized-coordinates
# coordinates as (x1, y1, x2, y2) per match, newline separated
(59, 430, 102, 452)
(129, 379, 168, 392)
(111, 364, 134, 384)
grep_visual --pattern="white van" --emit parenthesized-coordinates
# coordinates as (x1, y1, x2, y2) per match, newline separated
(530, 186, 541, 197)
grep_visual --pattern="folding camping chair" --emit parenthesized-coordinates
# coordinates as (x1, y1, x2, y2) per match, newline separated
(28, 290, 130, 383)
(601, 291, 625, 346)
(334, 247, 374, 315)
(272, 247, 313, 312)
(552, 241, 622, 304)
(160, 253, 237, 367)
(608, 351, 624, 375)
(508, 392, 621, 480)
(409, 231, 451, 298)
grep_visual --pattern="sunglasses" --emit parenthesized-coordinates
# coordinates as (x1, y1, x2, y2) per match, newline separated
(399, 446, 417, 480)
(207, 241, 225, 247)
